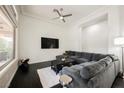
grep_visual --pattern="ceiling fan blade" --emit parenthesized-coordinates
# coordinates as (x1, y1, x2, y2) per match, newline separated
(52, 17, 60, 20)
(63, 14, 72, 17)
(53, 9, 61, 16)
(56, 10, 61, 16)
(62, 19, 66, 23)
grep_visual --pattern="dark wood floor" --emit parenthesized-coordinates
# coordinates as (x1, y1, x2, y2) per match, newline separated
(9, 61, 124, 88)
(9, 61, 51, 88)
(112, 75, 124, 88)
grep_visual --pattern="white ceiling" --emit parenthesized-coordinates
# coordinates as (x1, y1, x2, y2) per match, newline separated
(20, 5, 105, 27)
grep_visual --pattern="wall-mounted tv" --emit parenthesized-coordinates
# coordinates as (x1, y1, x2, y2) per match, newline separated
(41, 37, 59, 49)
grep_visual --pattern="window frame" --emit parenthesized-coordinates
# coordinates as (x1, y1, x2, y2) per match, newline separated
(0, 5, 17, 71)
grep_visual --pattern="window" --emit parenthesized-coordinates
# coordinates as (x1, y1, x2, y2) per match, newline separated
(0, 8, 15, 69)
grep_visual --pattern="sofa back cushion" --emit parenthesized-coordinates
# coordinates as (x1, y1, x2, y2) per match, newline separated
(75, 58, 89, 64)
(81, 52, 93, 61)
(75, 52, 83, 57)
(91, 54, 108, 61)
(70, 56, 78, 60)
(80, 59, 107, 80)
(65, 51, 75, 56)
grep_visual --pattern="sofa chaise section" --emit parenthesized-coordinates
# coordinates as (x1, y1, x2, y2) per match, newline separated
(59, 51, 120, 88)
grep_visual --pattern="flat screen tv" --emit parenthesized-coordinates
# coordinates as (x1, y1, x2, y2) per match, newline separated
(41, 37, 59, 49)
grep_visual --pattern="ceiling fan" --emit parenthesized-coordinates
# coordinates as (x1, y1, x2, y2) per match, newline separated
(53, 8, 72, 23)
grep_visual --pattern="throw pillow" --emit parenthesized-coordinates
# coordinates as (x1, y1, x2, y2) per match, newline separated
(108, 54, 119, 61)
(98, 56, 112, 66)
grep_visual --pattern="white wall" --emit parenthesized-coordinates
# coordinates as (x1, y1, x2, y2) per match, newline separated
(68, 6, 121, 54)
(66, 26, 82, 51)
(67, 7, 109, 51)
(81, 20, 109, 54)
(119, 6, 124, 36)
(118, 6, 124, 71)
(19, 15, 68, 64)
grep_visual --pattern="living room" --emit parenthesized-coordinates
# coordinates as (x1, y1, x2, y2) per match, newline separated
(1, 4, 124, 89)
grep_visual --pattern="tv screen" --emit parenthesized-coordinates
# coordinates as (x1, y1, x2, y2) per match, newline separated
(41, 37, 59, 49)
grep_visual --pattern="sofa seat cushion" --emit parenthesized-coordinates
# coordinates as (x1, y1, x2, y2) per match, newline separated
(80, 60, 106, 80)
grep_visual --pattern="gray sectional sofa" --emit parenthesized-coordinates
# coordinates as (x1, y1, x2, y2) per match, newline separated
(58, 51, 120, 88)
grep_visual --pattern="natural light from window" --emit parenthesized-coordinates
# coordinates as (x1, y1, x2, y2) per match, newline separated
(0, 9, 14, 68)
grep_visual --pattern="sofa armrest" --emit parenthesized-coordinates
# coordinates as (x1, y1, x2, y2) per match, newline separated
(56, 55, 64, 59)
(60, 66, 81, 76)
(113, 60, 120, 76)
(59, 65, 83, 81)
(59, 74, 72, 87)
(60, 66, 88, 88)
(88, 62, 115, 88)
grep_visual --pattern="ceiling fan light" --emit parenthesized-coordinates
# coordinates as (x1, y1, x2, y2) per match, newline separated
(60, 16, 63, 20)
